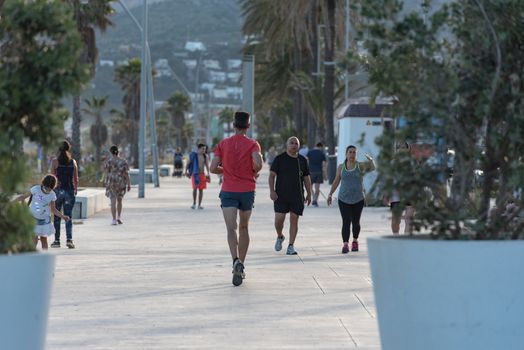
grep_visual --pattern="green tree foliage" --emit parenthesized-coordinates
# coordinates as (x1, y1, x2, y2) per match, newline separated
(83, 96, 109, 170)
(68, 0, 114, 165)
(0, 0, 87, 253)
(114, 58, 141, 168)
(165, 91, 191, 149)
(357, 0, 524, 239)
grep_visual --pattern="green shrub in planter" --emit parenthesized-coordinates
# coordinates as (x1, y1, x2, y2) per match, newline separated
(354, 0, 523, 239)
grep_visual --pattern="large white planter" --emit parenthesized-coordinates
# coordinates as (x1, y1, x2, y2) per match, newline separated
(367, 236, 524, 350)
(0, 253, 55, 350)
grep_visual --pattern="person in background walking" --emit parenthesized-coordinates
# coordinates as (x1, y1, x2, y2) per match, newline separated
(269, 136, 312, 255)
(186, 143, 210, 209)
(383, 142, 415, 234)
(266, 146, 277, 167)
(210, 111, 263, 286)
(50, 140, 78, 249)
(306, 142, 327, 207)
(327, 145, 375, 253)
(104, 145, 131, 225)
(172, 147, 184, 178)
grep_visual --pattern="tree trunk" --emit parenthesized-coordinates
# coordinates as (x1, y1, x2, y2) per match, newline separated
(324, 0, 336, 154)
(72, 95, 82, 166)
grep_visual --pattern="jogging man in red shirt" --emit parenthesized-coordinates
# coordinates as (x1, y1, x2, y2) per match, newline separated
(210, 111, 263, 286)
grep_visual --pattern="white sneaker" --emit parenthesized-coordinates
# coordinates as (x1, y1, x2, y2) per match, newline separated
(191, 204, 196, 209)
(111, 220, 117, 225)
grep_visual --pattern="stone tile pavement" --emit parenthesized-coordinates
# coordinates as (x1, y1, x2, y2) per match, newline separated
(46, 166, 393, 349)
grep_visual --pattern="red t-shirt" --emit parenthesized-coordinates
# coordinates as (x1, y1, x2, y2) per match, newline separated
(214, 134, 261, 192)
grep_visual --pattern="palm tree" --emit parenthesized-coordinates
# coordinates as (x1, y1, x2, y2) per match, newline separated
(165, 91, 191, 148)
(67, 0, 114, 166)
(114, 58, 141, 168)
(240, 0, 346, 151)
(82, 96, 108, 171)
(109, 108, 131, 148)
(218, 107, 235, 137)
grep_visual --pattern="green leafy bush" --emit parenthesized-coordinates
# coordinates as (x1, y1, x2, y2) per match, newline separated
(355, 0, 524, 239)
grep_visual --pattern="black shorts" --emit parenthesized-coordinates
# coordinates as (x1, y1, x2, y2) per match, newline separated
(274, 199, 304, 216)
(310, 172, 323, 184)
(390, 201, 412, 217)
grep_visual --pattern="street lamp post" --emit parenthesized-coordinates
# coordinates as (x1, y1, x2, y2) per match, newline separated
(138, 0, 148, 198)
(118, 0, 160, 194)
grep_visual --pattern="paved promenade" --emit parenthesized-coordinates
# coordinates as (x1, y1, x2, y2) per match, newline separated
(46, 166, 391, 349)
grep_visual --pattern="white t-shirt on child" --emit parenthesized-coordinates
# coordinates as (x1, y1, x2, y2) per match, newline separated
(29, 185, 56, 220)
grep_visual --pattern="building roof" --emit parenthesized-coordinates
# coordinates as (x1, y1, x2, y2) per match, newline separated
(336, 97, 394, 119)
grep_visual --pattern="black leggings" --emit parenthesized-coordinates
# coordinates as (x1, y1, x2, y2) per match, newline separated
(338, 199, 365, 242)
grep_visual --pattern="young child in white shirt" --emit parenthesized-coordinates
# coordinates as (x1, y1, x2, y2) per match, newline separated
(16, 174, 70, 250)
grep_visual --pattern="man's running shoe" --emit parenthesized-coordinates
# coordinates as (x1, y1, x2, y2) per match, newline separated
(274, 235, 285, 251)
(352, 241, 359, 252)
(50, 240, 60, 248)
(286, 245, 298, 255)
(232, 259, 245, 286)
(66, 240, 75, 249)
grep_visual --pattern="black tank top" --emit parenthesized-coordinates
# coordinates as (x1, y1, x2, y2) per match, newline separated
(56, 159, 74, 191)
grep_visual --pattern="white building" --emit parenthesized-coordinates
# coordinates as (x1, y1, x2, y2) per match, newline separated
(227, 72, 241, 83)
(209, 71, 227, 83)
(184, 41, 206, 52)
(227, 59, 242, 70)
(212, 88, 228, 99)
(154, 59, 172, 77)
(226, 87, 242, 100)
(203, 60, 221, 70)
(99, 60, 114, 67)
(183, 59, 197, 69)
(200, 83, 216, 92)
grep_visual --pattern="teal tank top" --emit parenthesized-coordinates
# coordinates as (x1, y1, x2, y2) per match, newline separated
(338, 162, 365, 205)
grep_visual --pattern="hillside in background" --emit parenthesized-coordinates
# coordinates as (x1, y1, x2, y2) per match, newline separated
(90, 0, 244, 112)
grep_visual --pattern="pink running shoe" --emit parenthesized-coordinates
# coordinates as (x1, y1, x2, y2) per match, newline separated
(351, 241, 359, 252)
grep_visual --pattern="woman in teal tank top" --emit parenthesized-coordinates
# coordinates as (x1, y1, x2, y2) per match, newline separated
(327, 145, 375, 253)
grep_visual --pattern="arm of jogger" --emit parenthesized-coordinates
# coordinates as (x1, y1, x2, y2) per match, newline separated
(327, 164, 343, 206)
(210, 155, 223, 174)
(252, 151, 263, 174)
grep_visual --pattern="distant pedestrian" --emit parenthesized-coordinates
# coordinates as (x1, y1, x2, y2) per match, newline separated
(15, 174, 70, 250)
(186, 143, 210, 209)
(307, 142, 327, 207)
(383, 142, 415, 234)
(298, 144, 309, 158)
(104, 145, 131, 225)
(50, 140, 78, 249)
(269, 136, 312, 255)
(172, 147, 184, 177)
(210, 111, 263, 286)
(327, 145, 375, 253)
(266, 146, 277, 167)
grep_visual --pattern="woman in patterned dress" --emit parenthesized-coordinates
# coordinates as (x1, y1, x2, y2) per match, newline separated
(104, 145, 131, 225)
